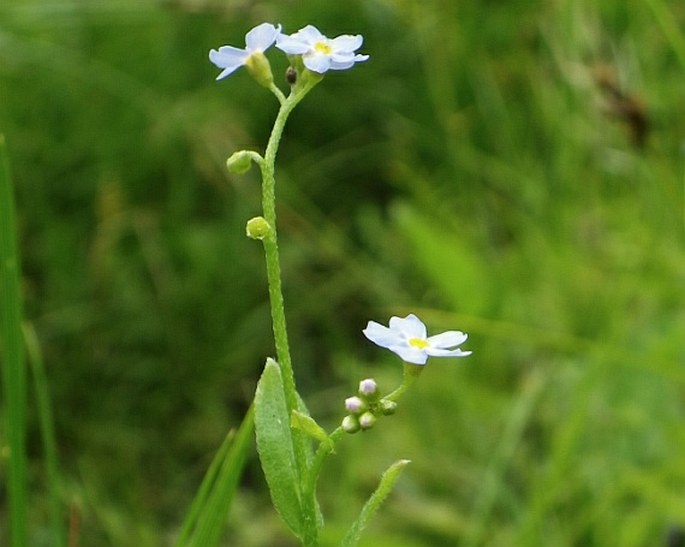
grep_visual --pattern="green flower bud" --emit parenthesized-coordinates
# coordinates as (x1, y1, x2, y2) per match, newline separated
(246, 216, 272, 240)
(245, 51, 274, 88)
(359, 412, 376, 430)
(380, 399, 397, 416)
(226, 151, 254, 174)
(342, 415, 360, 434)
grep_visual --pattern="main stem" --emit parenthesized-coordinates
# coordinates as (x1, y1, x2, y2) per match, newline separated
(259, 87, 323, 545)
(260, 94, 300, 414)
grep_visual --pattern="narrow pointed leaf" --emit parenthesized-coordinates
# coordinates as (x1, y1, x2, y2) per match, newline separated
(341, 459, 411, 547)
(254, 358, 303, 538)
(24, 324, 65, 547)
(0, 134, 28, 547)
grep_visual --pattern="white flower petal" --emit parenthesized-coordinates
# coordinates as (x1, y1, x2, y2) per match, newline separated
(328, 59, 356, 71)
(209, 46, 248, 66)
(425, 347, 473, 358)
(333, 55, 367, 70)
(295, 25, 325, 43)
(214, 66, 240, 80)
(244, 22, 281, 51)
(427, 331, 468, 349)
(209, 47, 250, 79)
(389, 344, 429, 365)
(275, 34, 310, 54)
(329, 34, 363, 52)
(329, 50, 356, 61)
(329, 54, 368, 71)
(362, 321, 404, 349)
(389, 314, 426, 340)
(303, 54, 332, 73)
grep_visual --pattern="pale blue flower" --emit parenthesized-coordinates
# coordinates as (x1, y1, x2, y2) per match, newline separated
(276, 25, 369, 73)
(209, 22, 281, 80)
(363, 314, 471, 365)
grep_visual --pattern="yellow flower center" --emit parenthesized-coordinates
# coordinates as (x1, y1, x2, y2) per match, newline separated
(409, 338, 429, 349)
(314, 41, 333, 55)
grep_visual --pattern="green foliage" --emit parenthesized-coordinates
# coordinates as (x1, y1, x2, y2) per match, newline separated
(341, 459, 411, 547)
(24, 323, 65, 547)
(254, 359, 305, 539)
(176, 406, 254, 547)
(0, 134, 28, 547)
(291, 410, 330, 444)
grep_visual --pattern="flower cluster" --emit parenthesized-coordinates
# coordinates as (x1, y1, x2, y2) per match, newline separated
(209, 22, 369, 82)
(342, 378, 397, 434)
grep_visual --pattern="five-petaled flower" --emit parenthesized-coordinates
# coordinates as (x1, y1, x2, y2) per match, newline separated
(363, 314, 471, 365)
(209, 22, 281, 80)
(276, 25, 369, 74)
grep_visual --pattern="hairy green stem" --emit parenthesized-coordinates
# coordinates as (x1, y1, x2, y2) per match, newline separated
(303, 427, 345, 500)
(384, 363, 424, 402)
(259, 90, 304, 416)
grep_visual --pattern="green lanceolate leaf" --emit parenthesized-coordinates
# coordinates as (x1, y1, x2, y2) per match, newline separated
(341, 459, 411, 547)
(254, 358, 303, 538)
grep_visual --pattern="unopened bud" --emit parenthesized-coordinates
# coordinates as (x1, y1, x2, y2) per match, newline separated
(359, 378, 378, 398)
(359, 412, 376, 430)
(342, 415, 360, 434)
(226, 151, 254, 174)
(380, 399, 397, 415)
(345, 396, 365, 414)
(246, 216, 272, 240)
(286, 66, 297, 85)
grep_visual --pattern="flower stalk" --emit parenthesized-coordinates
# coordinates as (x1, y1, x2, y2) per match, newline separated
(258, 78, 320, 418)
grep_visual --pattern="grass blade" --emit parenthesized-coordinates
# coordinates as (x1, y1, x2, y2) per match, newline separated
(0, 134, 28, 546)
(644, 0, 685, 72)
(24, 323, 65, 547)
(175, 405, 254, 547)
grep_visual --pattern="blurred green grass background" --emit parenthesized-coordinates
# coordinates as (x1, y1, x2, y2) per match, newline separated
(1, 0, 685, 545)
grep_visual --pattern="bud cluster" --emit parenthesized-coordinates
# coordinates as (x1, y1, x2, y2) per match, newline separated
(341, 378, 398, 434)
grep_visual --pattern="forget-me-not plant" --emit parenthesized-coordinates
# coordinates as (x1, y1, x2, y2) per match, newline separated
(209, 22, 470, 546)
